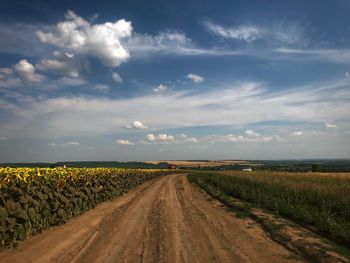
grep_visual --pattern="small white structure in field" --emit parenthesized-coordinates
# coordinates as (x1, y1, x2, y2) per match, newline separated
(242, 168, 252, 172)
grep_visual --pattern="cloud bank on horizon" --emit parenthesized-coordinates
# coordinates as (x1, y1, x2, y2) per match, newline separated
(0, 0, 349, 162)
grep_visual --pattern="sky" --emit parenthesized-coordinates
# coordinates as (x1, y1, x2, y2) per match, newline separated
(0, 0, 349, 162)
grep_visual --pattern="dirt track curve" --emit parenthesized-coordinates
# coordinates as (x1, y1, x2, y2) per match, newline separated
(0, 174, 305, 263)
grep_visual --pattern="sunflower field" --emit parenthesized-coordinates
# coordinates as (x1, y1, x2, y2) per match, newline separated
(0, 167, 174, 245)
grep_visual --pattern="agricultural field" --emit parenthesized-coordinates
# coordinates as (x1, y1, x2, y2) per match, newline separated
(0, 167, 175, 245)
(1, 168, 350, 262)
(189, 171, 350, 249)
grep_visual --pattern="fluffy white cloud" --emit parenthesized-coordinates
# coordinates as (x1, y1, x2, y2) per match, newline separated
(145, 133, 156, 141)
(0, 137, 7, 141)
(38, 59, 77, 76)
(14, 59, 42, 82)
(126, 120, 148, 130)
(158, 133, 175, 141)
(36, 51, 89, 78)
(0, 59, 87, 89)
(36, 10, 132, 67)
(112, 72, 123, 83)
(143, 133, 198, 144)
(153, 84, 167, 93)
(116, 139, 134, 145)
(325, 123, 337, 128)
(245, 129, 260, 136)
(186, 73, 204, 83)
(346, 72, 350, 77)
(145, 133, 174, 142)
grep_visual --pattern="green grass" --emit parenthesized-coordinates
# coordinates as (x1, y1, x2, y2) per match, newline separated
(188, 171, 350, 248)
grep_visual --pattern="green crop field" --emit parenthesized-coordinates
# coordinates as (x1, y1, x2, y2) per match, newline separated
(188, 171, 350, 248)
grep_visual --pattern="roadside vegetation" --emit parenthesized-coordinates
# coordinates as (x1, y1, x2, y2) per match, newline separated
(188, 171, 350, 248)
(0, 167, 176, 246)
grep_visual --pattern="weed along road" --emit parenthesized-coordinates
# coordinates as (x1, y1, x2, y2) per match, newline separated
(0, 174, 305, 263)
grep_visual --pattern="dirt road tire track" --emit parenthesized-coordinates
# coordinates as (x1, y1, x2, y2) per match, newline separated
(0, 174, 305, 263)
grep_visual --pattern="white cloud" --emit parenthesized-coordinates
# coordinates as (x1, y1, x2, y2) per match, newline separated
(65, 52, 74, 58)
(153, 84, 167, 93)
(186, 73, 204, 83)
(126, 31, 195, 56)
(325, 123, 337, 128)
(142, 133, 198, 144)
(38, 59, 78, 77)
(36, 10, 132, 67)
(205, 133, 282, 144)
(124, 31, 255, 58)
(145, 133, 174, 143)
(145, 133, 156, 141)
(204, 21, 262, 42)
(245, 129, 260, 136)
(0, 59, 86, 89)
(36, 51, 89, 78)
(204, 21, 305, 46)
(292, 131, 303, 136)
(1, 79, 349, 139)
(158, 133, 175, 142)
(345, 72, 350, 77)
(116, 139, 134, 145)
(112, 72, 123, 83)
(14, 59, 42, 82)
(126, 120, 148, 130)
(0, 137, 7, 141)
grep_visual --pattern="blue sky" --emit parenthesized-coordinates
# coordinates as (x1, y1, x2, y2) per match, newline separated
(0, 0, 349, 162)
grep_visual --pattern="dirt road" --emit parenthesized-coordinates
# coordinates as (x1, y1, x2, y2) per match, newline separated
(0, 174, 305, 263)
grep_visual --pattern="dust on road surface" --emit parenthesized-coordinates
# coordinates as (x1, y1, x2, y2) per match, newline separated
(0, 174, 305, 263)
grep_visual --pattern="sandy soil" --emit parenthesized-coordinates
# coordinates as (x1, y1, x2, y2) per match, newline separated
(0, 174, 304, 263)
